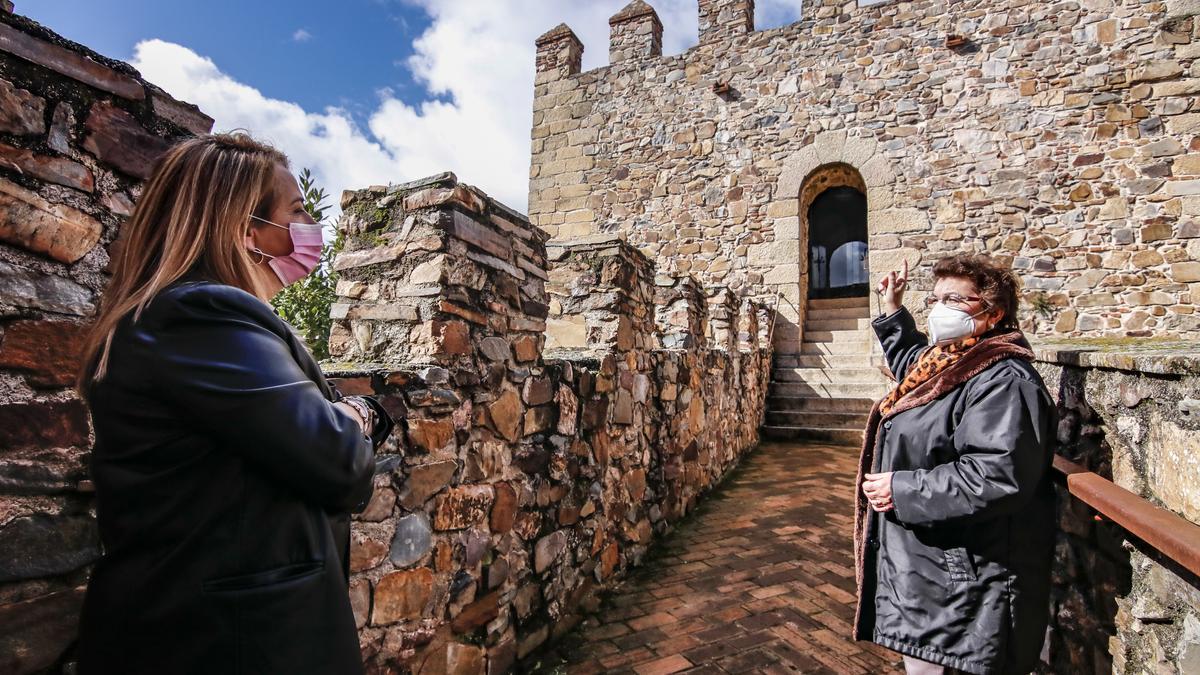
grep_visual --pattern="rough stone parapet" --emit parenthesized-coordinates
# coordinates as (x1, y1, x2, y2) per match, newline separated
(534, 23, 583, 80)
(1035, 345, 1200, 674)
(0, 9, 210, 674)
(699, 0, 755, 45)
(654, 273, 708, 349)
(327, 175, 772, 673)
(609, 1, 663, 65)
(331, 172, 550, 369)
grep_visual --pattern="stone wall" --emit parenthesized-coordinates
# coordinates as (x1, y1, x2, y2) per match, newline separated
(1035, 344, 1200, 675)
(530, 0, 1200, 357)
(327, 173, 771, 673)
(0, 7, 212, 674)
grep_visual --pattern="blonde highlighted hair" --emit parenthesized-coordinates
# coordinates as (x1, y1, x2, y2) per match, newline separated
(77, 133, 290, 393)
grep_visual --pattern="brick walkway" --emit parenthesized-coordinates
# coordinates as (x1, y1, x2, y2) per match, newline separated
(536, 442, 903, 675)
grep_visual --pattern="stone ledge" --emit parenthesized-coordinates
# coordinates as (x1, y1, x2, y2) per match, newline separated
(1034, 340, 1200, 376)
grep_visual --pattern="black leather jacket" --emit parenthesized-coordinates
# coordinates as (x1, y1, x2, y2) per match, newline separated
(78, 280, 391, 675)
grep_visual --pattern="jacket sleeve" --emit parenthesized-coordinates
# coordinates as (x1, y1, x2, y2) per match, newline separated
(872, 306, 929, 380)
(146, 285, 375, 513)
(889, 374, 1053, 527)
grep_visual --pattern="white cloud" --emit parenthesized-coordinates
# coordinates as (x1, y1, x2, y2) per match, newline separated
(132, 1, 806, 216)
(292, 28, 313, 42)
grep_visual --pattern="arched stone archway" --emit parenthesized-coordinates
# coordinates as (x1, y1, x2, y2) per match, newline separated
(756, 130, 929, 355)
(800, 163, 869, 301)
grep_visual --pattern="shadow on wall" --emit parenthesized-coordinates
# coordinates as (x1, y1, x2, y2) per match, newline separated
(1043, 366, 1132, 675)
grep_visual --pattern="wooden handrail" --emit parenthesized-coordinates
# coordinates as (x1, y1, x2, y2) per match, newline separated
(1052, 455, 1200, 578)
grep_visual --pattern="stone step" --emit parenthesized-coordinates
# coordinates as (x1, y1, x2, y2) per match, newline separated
(766, 396, 876, 413)
(800, 340, 875, 355)
(804, 329, 875, 343)
(808, 296, 871, 310)
(778, 354, 883, 369)
(805, 306, 872, 321)
(773, 367, 887, 384)
(769, 381, 891, 399)
(804, 317, 873, 332)
(765, 410, 870, 428)
(761, 425, 865, 446)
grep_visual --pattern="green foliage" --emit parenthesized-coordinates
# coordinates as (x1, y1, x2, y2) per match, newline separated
(1027, 292, 1055, 320)
(271, 168, 344, 360)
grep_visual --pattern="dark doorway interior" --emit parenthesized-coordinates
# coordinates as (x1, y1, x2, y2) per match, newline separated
(808, 186, 869, 300)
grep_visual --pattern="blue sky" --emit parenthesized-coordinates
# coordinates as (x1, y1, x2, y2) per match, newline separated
(22, 0, 437, 120)
(17, 1, 805, 214)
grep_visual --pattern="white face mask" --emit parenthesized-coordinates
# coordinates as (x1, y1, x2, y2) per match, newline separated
(928, 302, 989, 344)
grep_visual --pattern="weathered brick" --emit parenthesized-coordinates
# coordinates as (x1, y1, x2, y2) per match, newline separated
(0, 399, 90, 450)
(82, 101, 171, 179)
(0, 22, 144, 100)
(0, 319, 88, 388)
(371, 568, 433, 625)
(0, 78, 44, 135)
(0, 178, 101, 263)
(0, 142, 93, 192)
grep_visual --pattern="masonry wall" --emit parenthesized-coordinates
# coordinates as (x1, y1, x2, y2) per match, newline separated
(328, 173, 771, 673)
(1035, 347, 1200, 674)
(0, 7, 213, 674)
(530, 0, 1200, 356)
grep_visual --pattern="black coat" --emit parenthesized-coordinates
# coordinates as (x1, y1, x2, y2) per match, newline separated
(855, 308, 1056, 675)
(78, 280, 391, 675)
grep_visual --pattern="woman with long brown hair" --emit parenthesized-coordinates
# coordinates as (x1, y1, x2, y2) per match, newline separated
(75, 133, 392, 674)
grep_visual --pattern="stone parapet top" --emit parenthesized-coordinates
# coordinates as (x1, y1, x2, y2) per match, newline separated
(610, 0, 660, 26)
(1034, 340, 1200, 376)
(535, 23, 581, 47)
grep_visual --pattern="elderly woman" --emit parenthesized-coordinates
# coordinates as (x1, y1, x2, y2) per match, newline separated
(852, 254, 1056, 675)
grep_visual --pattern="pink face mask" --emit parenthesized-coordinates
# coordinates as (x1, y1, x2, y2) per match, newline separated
(247, 215, 324, 286)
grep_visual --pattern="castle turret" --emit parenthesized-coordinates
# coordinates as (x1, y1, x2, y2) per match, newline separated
(698, 0, 755, 44)
(535, 23, 583, 81)
(609, 1, 663, 65)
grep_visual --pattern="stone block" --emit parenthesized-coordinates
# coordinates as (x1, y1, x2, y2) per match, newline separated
(399, 460, 458, 509)
(1171, 262, 1200, 282)
(871, 208, 928, 234)
(0, 514, 99, 582)
(0, 588, 85, 675)
(0, 399, 90, 450)
(432, 485, 494, 531)
(406, 418, 454, 454)
(82, 101, 171, 180)
(149, 90, 214, 135)
(0, 179, 102, 263)
(0, 78, 44, 136)
(0, 261, 95, 315)
(372, 568, 433, 624)
(860, 153, 896, 188)
(389, 513, 433, 568)
(0, 23, 144, 100)
(0, 319, 87, 388)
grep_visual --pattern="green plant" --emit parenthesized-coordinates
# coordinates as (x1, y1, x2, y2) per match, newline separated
(1027, 292, 1055, 320)
(271, 168, 345, 360)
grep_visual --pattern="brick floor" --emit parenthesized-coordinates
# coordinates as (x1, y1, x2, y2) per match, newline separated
(536, 442, 903, 674)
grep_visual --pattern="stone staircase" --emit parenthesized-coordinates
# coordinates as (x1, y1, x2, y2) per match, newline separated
(763, 297, 891, 446)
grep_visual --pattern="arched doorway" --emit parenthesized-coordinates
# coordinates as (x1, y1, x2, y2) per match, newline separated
(799, 163, 870, 301)
(808, 187, 868, 299)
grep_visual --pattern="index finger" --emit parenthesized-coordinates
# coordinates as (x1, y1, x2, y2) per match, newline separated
(900, 259, 909, 283)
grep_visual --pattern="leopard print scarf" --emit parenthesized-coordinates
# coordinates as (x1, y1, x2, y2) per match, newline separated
(878, 336, 980, 416)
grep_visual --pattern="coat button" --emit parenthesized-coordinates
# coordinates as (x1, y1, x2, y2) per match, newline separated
(883, 421, 892, 430)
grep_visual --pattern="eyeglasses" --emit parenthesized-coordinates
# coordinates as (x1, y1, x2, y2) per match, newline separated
(924, 293, 988, 310)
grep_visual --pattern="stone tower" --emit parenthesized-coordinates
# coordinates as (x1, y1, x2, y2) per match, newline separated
(530, 0, 1200, 441)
